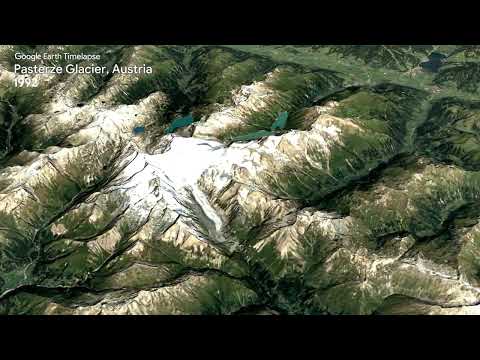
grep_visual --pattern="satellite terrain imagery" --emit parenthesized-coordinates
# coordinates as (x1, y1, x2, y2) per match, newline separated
(1, 45, 480, 315)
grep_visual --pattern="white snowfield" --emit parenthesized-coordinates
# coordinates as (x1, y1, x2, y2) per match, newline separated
(118, 137, 248, 244)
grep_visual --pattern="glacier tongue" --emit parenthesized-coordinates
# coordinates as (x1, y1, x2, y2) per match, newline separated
(119, 136, 245, 240)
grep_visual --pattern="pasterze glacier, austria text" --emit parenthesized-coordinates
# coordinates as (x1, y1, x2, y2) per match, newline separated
(13, 63, 153, 75)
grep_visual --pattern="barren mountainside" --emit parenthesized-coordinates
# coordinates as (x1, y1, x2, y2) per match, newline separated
(1, 45, 480, 314)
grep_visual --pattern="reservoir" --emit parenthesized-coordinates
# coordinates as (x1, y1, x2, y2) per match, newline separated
(420, 52, 447, 73)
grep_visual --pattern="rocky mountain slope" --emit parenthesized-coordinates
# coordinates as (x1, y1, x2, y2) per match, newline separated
(1, 45, 480, 314)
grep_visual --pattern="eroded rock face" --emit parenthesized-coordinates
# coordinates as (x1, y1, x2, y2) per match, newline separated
(1, 45, 480, 315)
